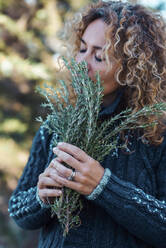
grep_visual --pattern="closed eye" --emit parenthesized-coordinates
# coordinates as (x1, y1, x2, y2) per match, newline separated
(79, 49, 86, 53)
(95, 55, 102, 62)
(79, 48, 103, 62)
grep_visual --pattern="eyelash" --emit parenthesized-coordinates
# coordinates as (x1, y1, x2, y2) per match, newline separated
(79, 49, 103, 62)
(95, 56, 102, 62)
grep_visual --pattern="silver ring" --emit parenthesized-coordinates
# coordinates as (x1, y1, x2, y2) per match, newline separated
(67, 170, 76, 181)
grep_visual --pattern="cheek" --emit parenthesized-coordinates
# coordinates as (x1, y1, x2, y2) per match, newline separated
(88, 64, 106, 81)
(93, 63, 106, 74)
(99, 65, 120, 94)
(97, 67, 109, 81)
(100, 62, 118, 82)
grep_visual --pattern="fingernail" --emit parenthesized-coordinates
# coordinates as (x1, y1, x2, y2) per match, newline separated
(53, 147, 58, 153)
(58, 142, 63, 146)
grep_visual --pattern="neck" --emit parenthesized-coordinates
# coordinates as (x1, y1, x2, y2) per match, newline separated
(102, 90, 119, 107)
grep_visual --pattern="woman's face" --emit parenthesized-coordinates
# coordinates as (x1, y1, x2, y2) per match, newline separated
(76, 18, 120, 96)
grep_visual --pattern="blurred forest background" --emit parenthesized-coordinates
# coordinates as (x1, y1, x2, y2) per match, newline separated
(0, 0, 165, 247)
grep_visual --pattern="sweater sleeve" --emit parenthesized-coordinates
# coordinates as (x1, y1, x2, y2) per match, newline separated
(8, 126, 55, 230)
(86, 140, 166, 248)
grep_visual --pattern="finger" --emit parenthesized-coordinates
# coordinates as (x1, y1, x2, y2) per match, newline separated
(54, 156, 63, 163)
(53, 147, 81, 170)
(44, 166, 57, 177)
(49, 172, 92, 195)
(41, 167, 64, 186)
(49, 159, 57, 168)
(39, 188, 62, 198)
(52, 174, 84, 194)
(53, 142, 89, 162)
(49, 157, 63, 168)
(38, 176, 63, 189)
(53, 159, 72, 178)
(53, 159, 82, 182)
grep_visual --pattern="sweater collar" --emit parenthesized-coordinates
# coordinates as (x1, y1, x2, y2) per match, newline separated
(99, 89, 123, 118)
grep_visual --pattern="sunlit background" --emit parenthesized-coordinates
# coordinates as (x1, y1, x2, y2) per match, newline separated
(0, 0, 165, 247)
(136, 0, 166, 18)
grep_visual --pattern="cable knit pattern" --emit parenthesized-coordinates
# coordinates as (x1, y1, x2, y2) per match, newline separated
(132, 188, 166, 221)
(8, 126, 54, 230)
(8, 99, 166, 248)
(92, 167, 166, 247)
(86, 168, 111, 200)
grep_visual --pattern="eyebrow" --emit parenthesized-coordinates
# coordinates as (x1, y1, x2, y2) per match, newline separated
(80, 38, 102, 50)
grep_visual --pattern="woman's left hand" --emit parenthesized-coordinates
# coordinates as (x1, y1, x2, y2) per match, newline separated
(52, 142, 104, 196)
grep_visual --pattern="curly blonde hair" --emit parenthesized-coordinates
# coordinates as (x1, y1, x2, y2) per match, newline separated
(62, 0, 166, 145)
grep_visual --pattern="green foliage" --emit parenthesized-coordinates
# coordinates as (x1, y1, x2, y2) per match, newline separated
(37, 58, 166, 236)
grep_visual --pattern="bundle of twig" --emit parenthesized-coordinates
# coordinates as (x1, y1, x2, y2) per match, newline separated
(36, 58, 166, 236)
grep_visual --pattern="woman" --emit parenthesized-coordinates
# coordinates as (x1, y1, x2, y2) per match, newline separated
(8, 1, 166, 247)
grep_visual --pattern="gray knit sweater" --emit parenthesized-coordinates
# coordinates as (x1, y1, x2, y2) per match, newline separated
(8, 97, 166, 248)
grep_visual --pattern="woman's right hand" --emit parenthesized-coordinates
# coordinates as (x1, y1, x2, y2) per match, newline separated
(37, 157, 63, 204)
